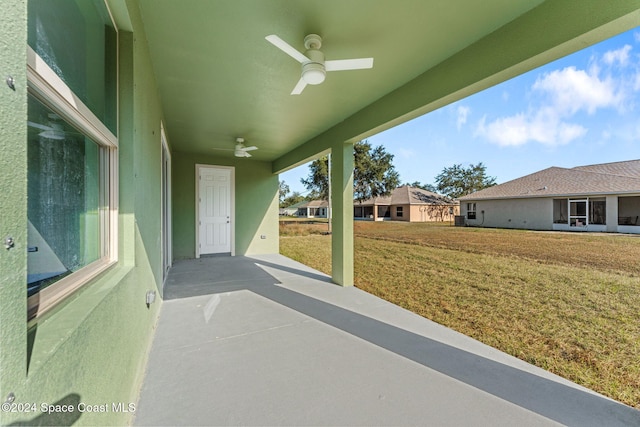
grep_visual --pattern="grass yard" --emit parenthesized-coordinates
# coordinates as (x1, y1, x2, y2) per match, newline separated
(279, 221, 640, 409)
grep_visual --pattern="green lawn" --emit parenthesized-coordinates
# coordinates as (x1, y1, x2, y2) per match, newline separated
(279, 221, 640, 409)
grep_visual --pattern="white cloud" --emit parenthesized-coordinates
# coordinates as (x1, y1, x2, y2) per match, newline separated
(456, 106, 470, 130)
(532, 66, 623, 115)
(602, 44, 632, 67)
(476, 111, 586, 147)
(475, 41, 637, 148)
(502, 91, 510, 102)
(635, 31, 640, 43)
(396, 148, 416, 159)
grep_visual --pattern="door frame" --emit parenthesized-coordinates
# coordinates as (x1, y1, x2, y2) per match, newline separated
(161, 123, 172, 282)
(195, 164, 235, 258)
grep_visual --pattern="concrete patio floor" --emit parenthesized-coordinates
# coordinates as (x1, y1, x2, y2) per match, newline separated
(133, 254, 640, 426)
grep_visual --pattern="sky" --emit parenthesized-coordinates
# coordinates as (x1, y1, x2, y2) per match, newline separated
(281, 27, 640, 196)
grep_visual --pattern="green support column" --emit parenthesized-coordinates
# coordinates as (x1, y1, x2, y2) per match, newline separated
(330, 142, 354, 287)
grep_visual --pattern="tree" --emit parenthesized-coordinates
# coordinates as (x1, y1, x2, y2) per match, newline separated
(300, 156, 330, 200)
(434, 162, 496, 199)
(404, 181, 437, 193)
(281, 191, 306, 208)
(301, 140, 400, 203)
(278, 180, 290, 208)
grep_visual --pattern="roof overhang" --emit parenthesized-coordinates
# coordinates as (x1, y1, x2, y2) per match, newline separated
(107, 0, 640, 172)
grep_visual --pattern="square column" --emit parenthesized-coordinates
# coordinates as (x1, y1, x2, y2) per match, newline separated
(330, 142, 354, 286)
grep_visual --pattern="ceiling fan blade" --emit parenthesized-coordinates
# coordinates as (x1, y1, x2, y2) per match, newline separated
(211, 147, 233, 151)
(27, 121, 52, 131)
(265, 35, 309, 63)
(243, 146, 258, 151)
(291, 78, 307, 95)
(325, 58, 374, 71)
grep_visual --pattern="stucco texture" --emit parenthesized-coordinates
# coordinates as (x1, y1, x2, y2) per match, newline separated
(0, 2, 164, 425)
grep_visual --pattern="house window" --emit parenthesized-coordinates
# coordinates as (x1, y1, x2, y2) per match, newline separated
(396, 206, 403, 217)
(467, 203, 477, 220)
(363, 206, 374, 218)
(28, 0, 118, 133)
(618, 196, 640, 225)
(569, 199, 587, 227)
(553, 199, 567, 224)
(377, 206, 390, 218)
(589, 198, 606, 225)
(27, 0, 118, 319)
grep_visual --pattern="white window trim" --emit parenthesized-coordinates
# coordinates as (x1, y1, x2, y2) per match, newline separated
(569, 198, 588, 227)
(26, 46, 119, 320)
(27, 47, 118, 149)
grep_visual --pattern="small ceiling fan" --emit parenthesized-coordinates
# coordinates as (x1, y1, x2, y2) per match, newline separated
(212, 137, 258, 158)
(265, 33, 374, 95)
(27, 114, 71, 140)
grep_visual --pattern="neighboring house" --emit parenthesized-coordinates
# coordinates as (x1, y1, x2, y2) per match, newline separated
(280, 200, 307, 216)
(459, 160, 640, 234)
(2, 1, 636, 425)
(296, 200, 330, 218)
(354, 185, 459, 222)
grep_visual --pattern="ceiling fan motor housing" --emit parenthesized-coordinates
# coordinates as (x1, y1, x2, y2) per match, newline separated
(302, 49, 326, 84)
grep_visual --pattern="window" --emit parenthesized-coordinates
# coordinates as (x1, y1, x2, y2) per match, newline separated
(27, 0, 118, 319)
(377, 206, 390, 218)
(553, 199, 567, 224)
(363, 206, 374, 218)
(618, 196, 640, 225)
(467, 202, 477, 220)
(396, 206, 403, 217)
(569, 199, 587, 227)
(589, 198, 606, 225)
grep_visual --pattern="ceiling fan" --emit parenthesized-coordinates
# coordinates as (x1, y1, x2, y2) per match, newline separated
(212, 138, 258, 158)
(27, 114, 71, 140)
(265, 33, 374, 95)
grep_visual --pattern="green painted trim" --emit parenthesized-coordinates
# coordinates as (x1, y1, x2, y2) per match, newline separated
(119, 30, 136, 266)
(0, 0, 28, 413)
(1, 1, 165, 424)
(330, 142, 354, 287)
(272, 0, 640, 173)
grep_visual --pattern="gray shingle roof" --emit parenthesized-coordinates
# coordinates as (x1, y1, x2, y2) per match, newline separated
(460, 160, 640, 201)
(297, 200, 329, 208)
(355, 185, 455, 206)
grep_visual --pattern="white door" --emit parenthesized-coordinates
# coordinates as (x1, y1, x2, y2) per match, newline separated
(198, 166, 232, 255)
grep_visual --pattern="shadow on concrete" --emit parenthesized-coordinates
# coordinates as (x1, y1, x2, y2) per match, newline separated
(163, 256, 640, 426)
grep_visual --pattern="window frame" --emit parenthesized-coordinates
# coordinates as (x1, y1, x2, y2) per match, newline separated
(396, 206, 403, 217)
(26, 42, 118, 320)
(569, 199, 588, 227)
(467, 202, 477, 220)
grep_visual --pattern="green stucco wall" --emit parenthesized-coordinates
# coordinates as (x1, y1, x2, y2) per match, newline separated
(172, 152, 279, 259)
(0, 0, 29, 408)
(0, 1, 165, 425)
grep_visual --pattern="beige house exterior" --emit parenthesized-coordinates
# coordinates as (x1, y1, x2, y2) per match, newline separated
(354, 186, 459, 222)
(459, 160, 640, 234)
